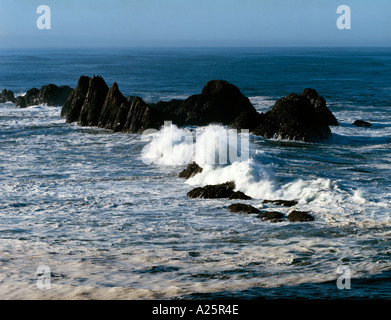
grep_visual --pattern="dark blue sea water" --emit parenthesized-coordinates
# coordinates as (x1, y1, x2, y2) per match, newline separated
(0, 47, 390, 299)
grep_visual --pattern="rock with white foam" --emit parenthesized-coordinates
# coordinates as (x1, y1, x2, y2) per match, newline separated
(178, 162, 203, 179)
(187, 181, 252, 200)
(15, 84, 73, 108)
(0, 89, 16, 103)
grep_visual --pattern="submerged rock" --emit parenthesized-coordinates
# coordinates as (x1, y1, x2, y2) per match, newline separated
(353, 120, 372, 128)
(287, 210, 315, 222)
(187, 181, 252, 200)
(257, 211, 285, 222)
(178, 162, 203, 179)
(228, 203, 260, 214)
(262, 199, 298, 207)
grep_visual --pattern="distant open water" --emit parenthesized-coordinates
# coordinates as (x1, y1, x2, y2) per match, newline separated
(0, 47, 390, 299)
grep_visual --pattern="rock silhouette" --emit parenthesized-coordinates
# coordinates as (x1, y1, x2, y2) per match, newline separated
(262, 199, 298, 207)
(0, 89, 16, 103)
(187, 181, 252, 200)
(353, 120, 372, 128)
(59, 76, 337, 144)
(178, 163, 203, 179)
(252, 89, 336, 142)
(228, 203, 260, 214)
(14, 84, 72, 108)
(287, 210, 315, 222)
(78, 76, 109, 127)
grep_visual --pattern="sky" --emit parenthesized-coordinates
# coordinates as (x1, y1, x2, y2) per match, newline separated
(0, 0, 390, 48)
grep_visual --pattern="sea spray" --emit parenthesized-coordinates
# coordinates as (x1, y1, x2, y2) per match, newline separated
(140, 122, 250, 166)
(140, 123, 341, 202)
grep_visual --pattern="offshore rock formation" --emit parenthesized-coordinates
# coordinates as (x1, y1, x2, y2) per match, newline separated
(353, 120, 372, 128)
(252, 88, 337, 142)
(61, 75, 90, 121)
(7, 84, 73, 108)
(287, 210, 315, 222)
(178, 162, 203, 179)
(77, 76, 109, 127)
(262, 199, 298, 207)
(257, 211, 286, 223)
(61, 76, 259, 133)
(228, 203, 260, 214)
(122, 97, 162, 133)
(187, 181, 252, 200)
(152, 79, 257, 127)
(2, 76, 338, 144)
(60, 76, 338, 144)
(0, 89, 16, 103)
(98, 82, 128, 130)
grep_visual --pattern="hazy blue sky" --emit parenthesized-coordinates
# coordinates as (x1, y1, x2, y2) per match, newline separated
(0, 0, 390, 48)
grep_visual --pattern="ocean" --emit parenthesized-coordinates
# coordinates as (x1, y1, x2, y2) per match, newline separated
(0, 47, 390, 300)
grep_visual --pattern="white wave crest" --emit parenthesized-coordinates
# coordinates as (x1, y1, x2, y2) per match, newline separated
(140, 123, 250, 166)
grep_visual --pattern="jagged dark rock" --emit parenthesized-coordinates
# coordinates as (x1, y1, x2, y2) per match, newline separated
(15, 88, 39, 107)
(112, 102, 131, 132)
(178, 162, 203, 179)
(252, 89, 337, 142)
(61, 76, 158, 133)
(287, 210, 315, 222)
(353, 120, 372, 128)
(122, 97, 162, 133)
(228, 203, 260, 214)
(98, 82, 128, 130)
(187, 181, 236, 199)
(15, 96, 27, 108)
(60, 77, 338, 145)
(14, 85, 72, 108)
(301, 88, 338, 126)
(187, 181, 251, 200)
(257, 211, 285, 222)
(62, 76, 90, 122)
(78, 76, 109, 127)
(0, 89, 16, 103)
(262, 199, 298, 207)
(127, 96, 136, 103)
(38, 84, 73, 106)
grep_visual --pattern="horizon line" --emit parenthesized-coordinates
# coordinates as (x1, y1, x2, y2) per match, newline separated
(1, 45, 391, 50)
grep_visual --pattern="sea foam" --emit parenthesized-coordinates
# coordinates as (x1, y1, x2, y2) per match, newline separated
(140, 124, 344, 203)
(140, 123, 250, 166)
